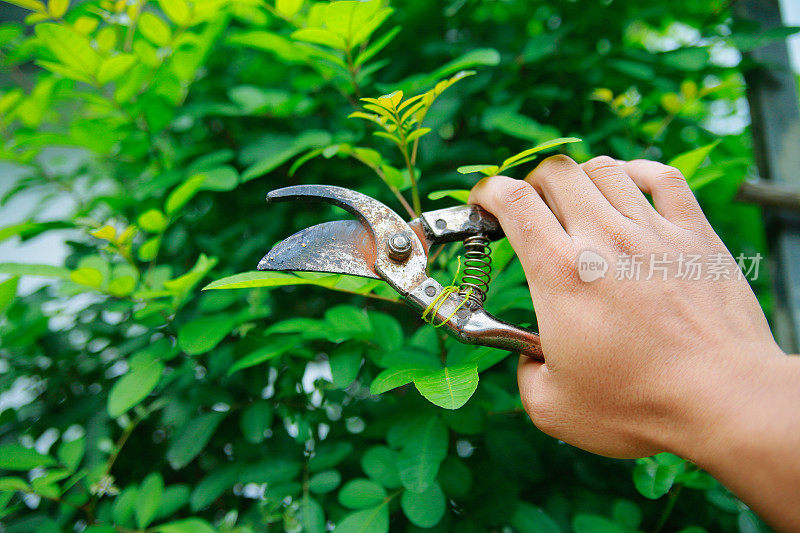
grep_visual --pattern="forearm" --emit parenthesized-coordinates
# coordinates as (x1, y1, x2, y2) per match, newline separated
(669, 352, 800, 532)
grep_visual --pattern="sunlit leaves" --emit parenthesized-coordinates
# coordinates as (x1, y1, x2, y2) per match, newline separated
(139, 12, 171, 47)
(668, 140, 720, 181)
(35, 23, 99, 78)
(138, 209, 169, 233)
(349, 71, 475, 149)
(0, 276, 19, 314)
(428, 189, 470, 203)
(458, 137, 583, 175)
(158, 0, 191, 26)
(204, 271, 398, 302)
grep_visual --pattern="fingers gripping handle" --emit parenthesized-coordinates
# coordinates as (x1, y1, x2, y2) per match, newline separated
(407, 279, 544, 362)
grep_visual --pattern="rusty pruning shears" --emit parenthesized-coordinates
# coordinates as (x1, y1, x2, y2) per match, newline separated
(258, 185, 544, 361)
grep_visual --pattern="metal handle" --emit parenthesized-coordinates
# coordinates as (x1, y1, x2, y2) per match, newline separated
(406, 278, 544, 362)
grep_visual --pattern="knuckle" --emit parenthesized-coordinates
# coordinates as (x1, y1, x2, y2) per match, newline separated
(494, 180, 536, 212)
(654, 165, 687, 185)
(530, 154, 578, 182)
(583, 155, 619, 177)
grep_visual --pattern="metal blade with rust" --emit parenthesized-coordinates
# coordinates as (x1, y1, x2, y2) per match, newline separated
(258, 219, 380, 279)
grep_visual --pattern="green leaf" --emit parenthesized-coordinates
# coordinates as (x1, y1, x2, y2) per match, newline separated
(329, 347, 362, 388)
(165, 174, 205, 214)
(138, 209, 169, 233)
(197, 166, 238, 191)
(47, 0, 68, 18)
(572, 514, 627, 533)
(157, 518, 216, 533)
(190, 466, 241, 511)
(241, 130, 331, 182)
(401, 481, 445, 528)
(370, 367, 422, 395)
(166, 412, 226, 470)
(428, 189, 470, 203)
(457, 164, 498, 175)
(0, 276, 19, 314)
(413, 362, 479, 410)
(668, 140, 721, 181)
(309, 442, 353, 472)
(511, 503, 561, 533)
(57, 436, 85, 471)
(499, 137, 583, 171)
(361, 446, 402, 488)
(0, 444, 55, 470)
(405, 127, 431, 144)
(107, 356, 163, 417)
(309, 470, 341, 494)
(336, 505, 389, 533)
(291, 27, 346, 50)
(203, 271, 398, 300)
(5, 0, 46, 10)
(397, 416, 448, 493)
(177, 315, 235, 355)
(240, 401, 273, 444)
(139, 12, 171, 47)
(157, 0, 190, 25)
(338, 478, 387, 509)
(632, 458, 680, 499)
(301, 495, 326, 533)
(0, 477, 30, 492)
(227, 338, 296, 375)
(276, 0, 303, 17)
(70, 267, 103, 288)
(96, 54, 137, 84)
(0, 263, 70, 279)
(612, 499, 642, 530)
(35, 23, 99, 75)
(135, 473, 164, 529)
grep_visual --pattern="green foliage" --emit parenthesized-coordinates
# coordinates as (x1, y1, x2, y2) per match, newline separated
(0, 0, 780, 531)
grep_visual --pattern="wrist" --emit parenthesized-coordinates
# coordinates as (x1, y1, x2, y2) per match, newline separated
(655, 341, 788, 466)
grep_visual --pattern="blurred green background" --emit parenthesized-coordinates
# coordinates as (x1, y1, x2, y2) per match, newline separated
(0, 0, 797, 531)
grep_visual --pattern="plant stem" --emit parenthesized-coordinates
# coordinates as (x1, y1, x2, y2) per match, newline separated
(401, 146, 421, 215)
(653, 484, 683, 533)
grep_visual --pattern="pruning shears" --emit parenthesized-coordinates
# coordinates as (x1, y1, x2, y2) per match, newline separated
(258, 185, 544, 361)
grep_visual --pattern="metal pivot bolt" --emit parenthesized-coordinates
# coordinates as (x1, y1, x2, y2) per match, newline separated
(387, 232, 412, 262)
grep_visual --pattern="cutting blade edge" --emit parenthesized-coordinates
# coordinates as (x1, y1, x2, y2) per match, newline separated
(257, 219, 381, 280)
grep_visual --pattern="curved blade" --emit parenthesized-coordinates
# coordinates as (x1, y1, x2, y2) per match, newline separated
(258, 220, 380, 279)
(266, 185, 429, 294)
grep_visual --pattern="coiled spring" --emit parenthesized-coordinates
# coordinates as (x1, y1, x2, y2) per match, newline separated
(459, 234, 492, 305)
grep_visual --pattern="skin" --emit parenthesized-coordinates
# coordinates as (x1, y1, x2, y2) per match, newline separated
(468, 155, 800, 532)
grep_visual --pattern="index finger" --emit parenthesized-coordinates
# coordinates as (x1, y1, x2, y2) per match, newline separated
(469, 175, 571, 273)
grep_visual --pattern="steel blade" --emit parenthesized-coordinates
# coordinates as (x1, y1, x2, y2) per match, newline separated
(257, 220, 380, 279)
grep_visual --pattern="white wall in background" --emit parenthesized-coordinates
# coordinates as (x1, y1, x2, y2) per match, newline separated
(781, 0, 800, 73)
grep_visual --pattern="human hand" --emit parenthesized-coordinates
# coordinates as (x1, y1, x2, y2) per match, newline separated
(468, 155, 785, 459)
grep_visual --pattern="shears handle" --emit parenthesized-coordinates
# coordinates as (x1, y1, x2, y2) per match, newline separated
(406, 278, 544, 362)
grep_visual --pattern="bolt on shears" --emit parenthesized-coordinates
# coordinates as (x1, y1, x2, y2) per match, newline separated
(258, 185, 543, 361)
